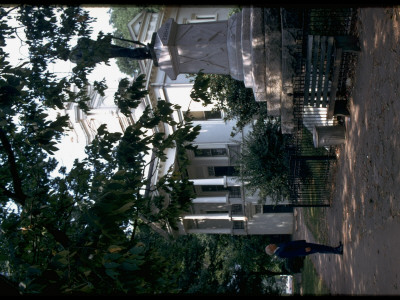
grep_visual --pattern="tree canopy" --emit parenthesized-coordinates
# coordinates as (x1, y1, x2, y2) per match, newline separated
(238, 117, 291, 202)
(189, 72, 269, 136)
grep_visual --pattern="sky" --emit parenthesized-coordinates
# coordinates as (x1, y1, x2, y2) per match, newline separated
(6, 7, 129, 171)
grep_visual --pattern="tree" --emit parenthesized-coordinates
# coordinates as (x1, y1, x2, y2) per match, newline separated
(108, 6, 161, 76)
(239, 117, 291, 202)
(189, 72, 269, 136)
(0, 5, 200, 295)
(190, 72, 291, 202)
(175, 234, 291, 295)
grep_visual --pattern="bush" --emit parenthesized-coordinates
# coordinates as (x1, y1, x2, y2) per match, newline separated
(238, 117, 291, 202)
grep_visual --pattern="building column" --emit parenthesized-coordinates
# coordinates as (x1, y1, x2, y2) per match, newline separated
(190, 176, 240, 187)
(187, 228, 232, 234)
(232, 216, 247, 221)
(183, 213, 230, 220)
(190, 177, 225, 186)
(192, 196, 228, 204)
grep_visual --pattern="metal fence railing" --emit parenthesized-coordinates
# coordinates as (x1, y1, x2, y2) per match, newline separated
(285, 8, 358, 207)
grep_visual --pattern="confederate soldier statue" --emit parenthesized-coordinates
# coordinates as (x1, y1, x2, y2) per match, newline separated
(68, 33, 158, 67)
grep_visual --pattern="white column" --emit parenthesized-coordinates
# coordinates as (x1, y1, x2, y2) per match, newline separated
(187, 228, 232, 234)
(190, 176, 240, 187)
(190, 178, 225, 186)
(183, 213, 230, 220)
(192, 196, 228, 204)
(232, 216, 247, 221)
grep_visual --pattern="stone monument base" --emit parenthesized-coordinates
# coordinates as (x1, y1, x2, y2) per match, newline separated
(154, 7, 298, 133)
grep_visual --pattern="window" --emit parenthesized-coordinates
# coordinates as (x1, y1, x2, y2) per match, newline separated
(201, 185, 226, 192)
(206, 210, 228, 214)
(211, 166, 238, 177)
(183, 110, 222, 120)
(231, 204, 243, 216)
(204, 111, 222, 119)
(263, 205, 294, 213)
(200, 186, 241, 196)
(194, 148, 227, 157)
(233, 221, 244, 229)
(228, 186, 241, 198)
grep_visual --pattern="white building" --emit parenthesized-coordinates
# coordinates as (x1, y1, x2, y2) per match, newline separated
(127, 6, 294, 236)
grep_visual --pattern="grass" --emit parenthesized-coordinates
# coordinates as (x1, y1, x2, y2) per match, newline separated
(293, 258, 331, 295)
(302, 206, 330, 245)
(294, 199, 332, 295)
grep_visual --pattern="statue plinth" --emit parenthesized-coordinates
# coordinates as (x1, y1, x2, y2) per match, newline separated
(154, 7, 297, 133)
(154, 18, 230, 80)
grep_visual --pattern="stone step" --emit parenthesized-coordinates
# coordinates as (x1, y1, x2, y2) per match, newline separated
(227, 11, 243, 81)
(241, 7, 254, 88)
(250, 7, 268, 104)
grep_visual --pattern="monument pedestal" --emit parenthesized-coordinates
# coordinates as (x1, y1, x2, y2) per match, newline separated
(154, 7, 297, 133)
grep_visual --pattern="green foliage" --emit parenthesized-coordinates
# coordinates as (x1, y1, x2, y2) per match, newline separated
(14, 6, 96, 111)
(108, 6, 161, 75)
(239, 117, 291, 202)
(69, 33, 113, 68)
(228, 7, 242, 16)
(0, 5, 200, 295)
(114, 74, 148, 115)
(189, 72, 268, 135)
(174, 234, 291, 295)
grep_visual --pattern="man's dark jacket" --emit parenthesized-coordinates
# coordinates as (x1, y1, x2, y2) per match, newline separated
(274, 240, 311, 258)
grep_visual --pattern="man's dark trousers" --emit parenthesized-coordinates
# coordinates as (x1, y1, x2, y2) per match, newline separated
(274, 240, 341, 258)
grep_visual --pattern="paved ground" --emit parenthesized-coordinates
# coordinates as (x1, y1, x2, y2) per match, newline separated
(293, 7, 400, 296)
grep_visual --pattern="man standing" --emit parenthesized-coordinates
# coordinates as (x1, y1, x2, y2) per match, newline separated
(265, 240, 343, 258)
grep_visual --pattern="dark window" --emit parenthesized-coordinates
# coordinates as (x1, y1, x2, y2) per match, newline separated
(200, 185, 241, 197)
(194, 148, 227, 157)
(263, 205, 293, 213)
(228, 186, 241, 198)
(214, 166, 238, 176)
(204, 110, 221, 119)
(183, 110, 222, 120)
(201, 185, 226, 192)
(206, 211, 228, 214)
(233, 221, 244, 229)
(231, 204, 243, 215)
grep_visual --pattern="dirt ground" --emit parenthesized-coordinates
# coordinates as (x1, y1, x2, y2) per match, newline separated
(293, 7, 400, 295)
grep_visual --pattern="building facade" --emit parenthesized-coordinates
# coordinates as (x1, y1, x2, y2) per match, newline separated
(128, 6, 294, 236)
(61, 6, 295, 237)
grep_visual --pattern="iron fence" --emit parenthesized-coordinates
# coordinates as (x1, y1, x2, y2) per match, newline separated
(285, 8, 357, 206)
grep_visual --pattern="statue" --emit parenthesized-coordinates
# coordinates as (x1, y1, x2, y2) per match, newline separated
(69, 33, 158, 67)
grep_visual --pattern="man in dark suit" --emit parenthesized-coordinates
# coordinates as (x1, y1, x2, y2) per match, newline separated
(265, 240, 343, 258)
